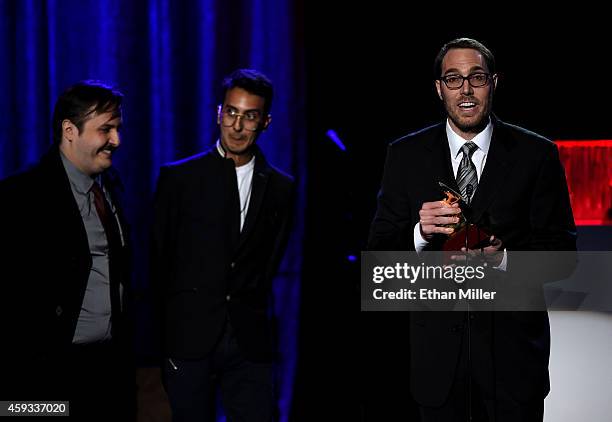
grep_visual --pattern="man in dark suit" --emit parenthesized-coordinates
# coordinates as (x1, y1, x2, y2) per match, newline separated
(368, 38, 576, 421)
(152, 69, 294, 422)
(0, 81, 135, 419)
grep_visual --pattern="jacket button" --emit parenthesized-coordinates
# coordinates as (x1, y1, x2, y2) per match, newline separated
(226, 295, 231, 301)
(55, 306, 63, 316)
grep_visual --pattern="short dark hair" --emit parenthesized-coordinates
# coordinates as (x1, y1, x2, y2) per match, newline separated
(433, 38, 496, 79)
(222, 69, 273, 115)
(52, 80, 123, 145)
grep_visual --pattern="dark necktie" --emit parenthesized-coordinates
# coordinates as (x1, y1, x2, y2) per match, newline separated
(456, 142, 479, 202)
(91, 181, 123, 337)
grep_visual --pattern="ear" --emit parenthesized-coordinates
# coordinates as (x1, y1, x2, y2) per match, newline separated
(62, 119, 76, 142)
(216, 105, 222, 125)
(435, 80, 443, 101)
(261, 114, 272, 131)
(492, 74, 498, 91)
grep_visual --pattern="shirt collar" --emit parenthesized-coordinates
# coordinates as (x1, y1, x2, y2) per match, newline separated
(60, 151, 95, 194)
(216, 139, 226, 158)
(446, 117, 493, 158)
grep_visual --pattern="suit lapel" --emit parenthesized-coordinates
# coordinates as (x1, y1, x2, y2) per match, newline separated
(42, 150, 91, 255)
(219, 156, 242, 248)
(470, 118, 517, 223)
(40, 150, 92, 298)
(426, 123, 459, 195)
(237, 147, 270, 250)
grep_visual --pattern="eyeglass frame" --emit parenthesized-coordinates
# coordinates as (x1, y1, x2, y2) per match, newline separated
(217, 105, 267, 132)
(438, 72, 494, 90)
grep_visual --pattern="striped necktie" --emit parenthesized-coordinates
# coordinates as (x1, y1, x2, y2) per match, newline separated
(456, 141, 478, 203)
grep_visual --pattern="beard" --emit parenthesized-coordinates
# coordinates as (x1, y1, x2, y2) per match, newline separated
(443, 93, 493, 135)
(449, 110, 488, 133)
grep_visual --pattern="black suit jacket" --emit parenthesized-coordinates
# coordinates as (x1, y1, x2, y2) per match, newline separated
(368, 117, 576, 406)
(0, 147, 132, 398)
(151, 145, 294, 362)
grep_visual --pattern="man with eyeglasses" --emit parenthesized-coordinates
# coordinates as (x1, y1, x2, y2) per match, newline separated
(369, 38, 575, 421)
(151, 69, 294, 422)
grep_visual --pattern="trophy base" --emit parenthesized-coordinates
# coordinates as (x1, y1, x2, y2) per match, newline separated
(443, 224, 491, 251)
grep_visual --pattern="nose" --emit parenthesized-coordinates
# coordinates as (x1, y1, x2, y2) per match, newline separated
(109, 129, 121, 147)
(232, 115, 244, 132)
(461, 77, 474, 95)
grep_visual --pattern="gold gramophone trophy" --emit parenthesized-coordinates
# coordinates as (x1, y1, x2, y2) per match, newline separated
(438, 182, 490, 251)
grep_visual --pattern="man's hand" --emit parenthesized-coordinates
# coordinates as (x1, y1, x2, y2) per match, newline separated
(452, 235, 504, 267)
(419, 201, 462, 239)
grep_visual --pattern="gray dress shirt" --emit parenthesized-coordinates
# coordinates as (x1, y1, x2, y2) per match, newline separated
(60, 152, 122, 344)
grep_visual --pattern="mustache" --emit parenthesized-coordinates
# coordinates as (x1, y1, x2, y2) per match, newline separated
(457, 97, 480, 104)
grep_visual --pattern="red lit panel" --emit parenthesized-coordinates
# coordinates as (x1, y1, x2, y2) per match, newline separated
(555, 140, 612, 226)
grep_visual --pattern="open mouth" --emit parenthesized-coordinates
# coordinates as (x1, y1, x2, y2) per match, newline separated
(98, 147, 115, 156)
(458, 101, 478, 110)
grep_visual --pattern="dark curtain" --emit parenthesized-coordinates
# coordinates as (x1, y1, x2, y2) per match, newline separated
(0, 1, 305, 420)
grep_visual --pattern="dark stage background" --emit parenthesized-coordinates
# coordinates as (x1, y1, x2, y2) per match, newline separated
(2, 2, 612, 420)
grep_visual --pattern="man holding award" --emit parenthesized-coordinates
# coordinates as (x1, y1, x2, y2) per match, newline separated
(368, 38, 576, 421)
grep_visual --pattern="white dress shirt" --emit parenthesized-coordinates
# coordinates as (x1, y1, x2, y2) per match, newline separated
(217, 140, 254, 231)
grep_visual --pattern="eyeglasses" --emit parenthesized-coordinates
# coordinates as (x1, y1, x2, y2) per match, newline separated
(439, 72, 491, 90)
(220, 108, 262, 131)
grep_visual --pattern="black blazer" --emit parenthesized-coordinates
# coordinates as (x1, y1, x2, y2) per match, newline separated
(151, 145, 294, 362)
(0, 148, 132, 397)
(368, 117, 576, 406)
